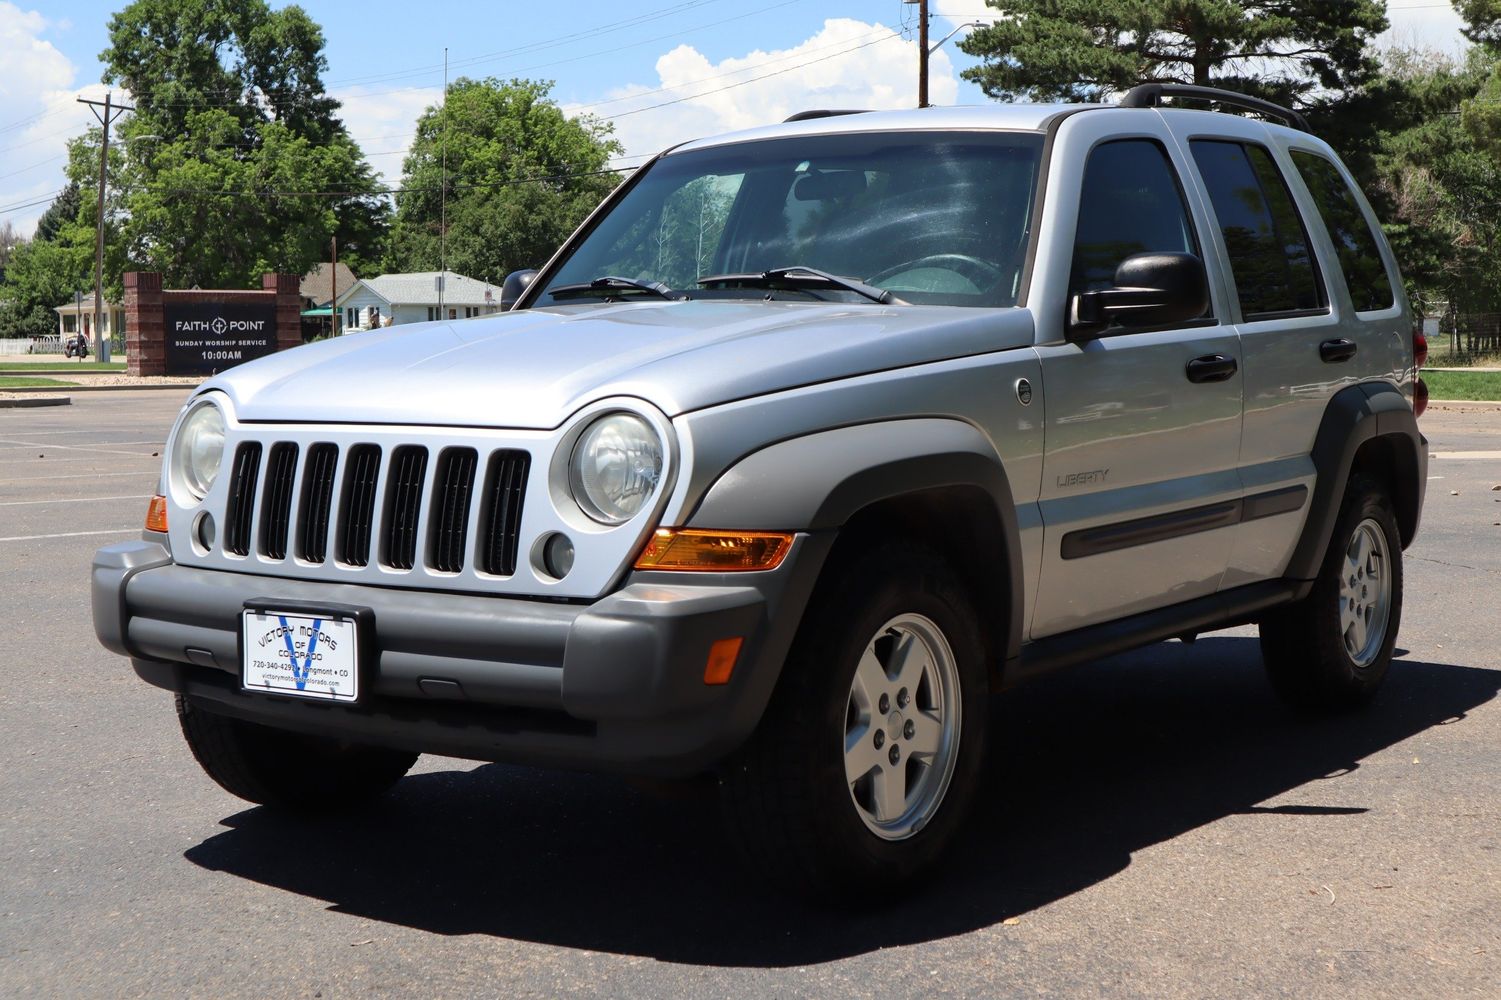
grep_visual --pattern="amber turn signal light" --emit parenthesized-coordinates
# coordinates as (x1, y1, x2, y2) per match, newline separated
(634, 529, 793, 571)
(704, 637, 743, 685)
(145, 494, 169, 533)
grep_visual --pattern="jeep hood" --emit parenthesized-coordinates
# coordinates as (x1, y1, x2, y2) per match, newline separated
(209, 299, 1036, 429)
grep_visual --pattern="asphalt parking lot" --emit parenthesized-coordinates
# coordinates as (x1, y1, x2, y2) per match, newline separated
(2, 390, 1498, 999)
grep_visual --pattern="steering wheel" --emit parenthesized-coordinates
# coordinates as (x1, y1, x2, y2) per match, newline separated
(867, 252, 1005, 290)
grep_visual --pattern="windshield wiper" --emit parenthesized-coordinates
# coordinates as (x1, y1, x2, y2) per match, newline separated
(696, 266, 901, 305)
(548, 276, 685, 301)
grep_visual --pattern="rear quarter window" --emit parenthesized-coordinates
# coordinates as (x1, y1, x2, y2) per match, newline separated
(1290, 151, 1394, 313)
(1189, 140, 1325, 319)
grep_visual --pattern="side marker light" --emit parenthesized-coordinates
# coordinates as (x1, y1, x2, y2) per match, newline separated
(704, 637, 744, 685)
(145, 495, 169, 533)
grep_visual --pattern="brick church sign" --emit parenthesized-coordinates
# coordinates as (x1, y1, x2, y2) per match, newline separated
(124, 271, 302, 377)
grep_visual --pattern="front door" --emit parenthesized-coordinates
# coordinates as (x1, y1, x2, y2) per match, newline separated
(1031, 135, 1244, 637)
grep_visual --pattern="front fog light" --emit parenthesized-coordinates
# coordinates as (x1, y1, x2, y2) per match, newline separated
(568, 413, 663, 524)
(541, 532, 575, 579)
(171, 398, 226, 503)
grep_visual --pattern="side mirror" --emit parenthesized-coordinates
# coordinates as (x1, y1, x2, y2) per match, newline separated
(499, 268, 539, 310)
(1070, 252, 1208, 336)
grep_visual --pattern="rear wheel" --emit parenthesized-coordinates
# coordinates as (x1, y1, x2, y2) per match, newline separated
(719, 542, 988, 897)
(1260, 473, 1403, 711)
(176, 696, 417, 811)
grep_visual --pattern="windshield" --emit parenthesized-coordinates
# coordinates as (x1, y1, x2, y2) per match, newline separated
(537, 130, 1045, 308)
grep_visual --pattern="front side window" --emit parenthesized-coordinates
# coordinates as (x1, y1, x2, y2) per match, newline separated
(1069, 138, 1200, 299)
(1190, 140, 1324, 318)
(1291, 151, 1394, 313)
(538, 131, 1046, 308)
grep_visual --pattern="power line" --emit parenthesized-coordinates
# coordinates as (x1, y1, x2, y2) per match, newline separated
(0, 188, 66, 215)
(568, 23, 895, 113)
(324, 0, 731, 89)
(596, 30, 905, 121)
(0, 154, 67, 182)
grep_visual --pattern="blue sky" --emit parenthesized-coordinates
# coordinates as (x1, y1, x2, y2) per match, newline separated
(0, 1, 1470, 236)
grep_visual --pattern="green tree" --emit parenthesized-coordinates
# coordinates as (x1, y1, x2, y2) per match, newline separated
(0, 230, 92, 339)
(959, 1, 1388, 106)
(33, 182, 82, 244)
(85, 0, 387, 288)
(385, 78, 622, 279)
(1371, 45, 1501, 317)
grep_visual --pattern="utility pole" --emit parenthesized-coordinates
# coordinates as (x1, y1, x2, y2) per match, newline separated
(331, 235, 340, 336)
(78, 91, 132, 364)
(917, 0, 930, 109)
(439, 47, 448, 316)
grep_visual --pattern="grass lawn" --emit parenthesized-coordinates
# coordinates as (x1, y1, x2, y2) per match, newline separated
(0, 376, 76, 388)
(0, 361, 126, 372)
(1423, 369, 1501, 401)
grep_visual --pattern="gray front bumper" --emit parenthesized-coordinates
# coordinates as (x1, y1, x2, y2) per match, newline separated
(92, 537, 826, 775)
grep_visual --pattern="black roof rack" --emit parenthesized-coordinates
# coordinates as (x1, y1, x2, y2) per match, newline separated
(1119, 84, 1310, 133)
(783, 109, 870, 123)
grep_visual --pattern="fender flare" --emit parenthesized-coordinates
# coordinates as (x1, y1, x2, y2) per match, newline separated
(687, 418, 1026, 661)
(1286, 381, 1426, 581)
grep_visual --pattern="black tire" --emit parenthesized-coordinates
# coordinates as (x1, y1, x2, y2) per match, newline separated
(176, 696, 417, 811)
(1260, 473, 1403, 712)
(718, 542, 988, 898)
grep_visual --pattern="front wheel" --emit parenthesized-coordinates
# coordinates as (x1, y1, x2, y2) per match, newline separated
(176, 696, 418, 811)
(1260, 473, 1404, 711)
(719, 543, 988, 897)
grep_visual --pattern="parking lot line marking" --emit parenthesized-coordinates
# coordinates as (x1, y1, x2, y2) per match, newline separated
(6, 470, 160, 482)
(0, 455, 159, 466)
(0, 439, 164, 458)
(1430, 450, 1501, 460)
(0, 494, 149, 507)
(0, 528, 140, 543)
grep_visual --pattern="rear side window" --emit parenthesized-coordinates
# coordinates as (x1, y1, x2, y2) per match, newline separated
(1190, 140, 1324, 319)
(1070, 139, 1200, 298)
(1291, 151, 1394, 312)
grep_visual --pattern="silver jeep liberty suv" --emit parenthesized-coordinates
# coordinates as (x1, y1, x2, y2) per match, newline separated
(93, 84, 1427, 896)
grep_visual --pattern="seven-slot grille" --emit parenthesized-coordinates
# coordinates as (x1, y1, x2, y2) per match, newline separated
(219, 439, 528, 577)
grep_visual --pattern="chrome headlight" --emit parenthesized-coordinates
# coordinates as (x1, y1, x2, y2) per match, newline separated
(568, 413, 663, 524)
(170, 397, 226, 504)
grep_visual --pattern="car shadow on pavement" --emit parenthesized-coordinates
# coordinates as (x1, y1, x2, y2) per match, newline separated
(184, 636, 1498, 967)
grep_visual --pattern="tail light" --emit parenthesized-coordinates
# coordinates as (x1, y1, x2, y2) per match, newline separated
(1412, 321, 1428, 417)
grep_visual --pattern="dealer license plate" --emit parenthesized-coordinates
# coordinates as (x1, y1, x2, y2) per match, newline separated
(242, 610, 359, 702)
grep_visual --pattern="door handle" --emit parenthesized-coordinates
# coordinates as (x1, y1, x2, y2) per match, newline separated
(1185, 354, 1238, 383)
(1320, 338, 1358, 363)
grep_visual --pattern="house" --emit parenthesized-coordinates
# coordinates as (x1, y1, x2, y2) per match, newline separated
(332, 270, 501, 332)
(299, 261, 358, 337)
(299, 262, 358, 310)
(55, 292, 126, 342)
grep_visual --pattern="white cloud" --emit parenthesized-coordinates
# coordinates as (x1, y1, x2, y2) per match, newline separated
(1381, 4, 1468, 56)
(331, 84, 440, 190)
(0, 2, 105, 236)
(566, 18, 961, 162)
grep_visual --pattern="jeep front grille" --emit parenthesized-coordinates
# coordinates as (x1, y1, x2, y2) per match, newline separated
(337, 444, 381, 567)
(215, 438, 530, 582)
(429, 447, 478, 574)
(381, 445, 429, 571)
(478, 450, 530, 576)
(298, 443, 338, 563)
(259, 442, 299, 560)
(222, 442, 261, 557)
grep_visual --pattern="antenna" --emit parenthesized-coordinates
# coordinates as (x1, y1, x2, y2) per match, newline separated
(439, 47, 448, 315)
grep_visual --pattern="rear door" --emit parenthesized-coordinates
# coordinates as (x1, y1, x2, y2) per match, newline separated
(1169, 116, 1408, 588)
(1028, 115, 1244, 638)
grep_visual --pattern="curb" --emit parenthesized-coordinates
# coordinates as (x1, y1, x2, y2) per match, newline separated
(0, 383, 200, 393)
(0, 395, 71, 408)
(1428, 398, 1501, 411)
